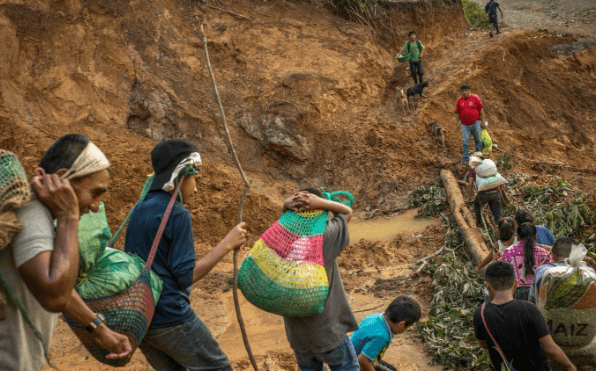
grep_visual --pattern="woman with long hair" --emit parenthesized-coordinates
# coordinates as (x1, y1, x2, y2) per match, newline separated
(499, 222, 552, 300)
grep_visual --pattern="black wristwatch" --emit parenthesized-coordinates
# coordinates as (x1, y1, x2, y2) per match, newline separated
(85, 313, 105, 333)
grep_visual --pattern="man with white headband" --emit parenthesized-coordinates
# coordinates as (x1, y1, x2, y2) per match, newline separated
(124, 139, 247, 371)
(0, 134, 131, 371)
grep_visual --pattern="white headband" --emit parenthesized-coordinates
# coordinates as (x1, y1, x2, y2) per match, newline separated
(60, 142, 110, 180)
(162, 152, 202, 192)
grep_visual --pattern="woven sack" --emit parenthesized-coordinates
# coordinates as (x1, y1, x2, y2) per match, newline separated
(0, 150, 30, 251)
(476, 172, 507, 192)
(481, 129, 493, 154)
(63, 175, 184, 367)
(73, 203, 162, 302)
(475, 159, 497, 178)
(397, 52, 410, 63)
(537, 244, 596, 366)
(238, 191, 354, 317)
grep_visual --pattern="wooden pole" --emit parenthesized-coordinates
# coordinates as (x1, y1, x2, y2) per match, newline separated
(199, 23, 259, 371)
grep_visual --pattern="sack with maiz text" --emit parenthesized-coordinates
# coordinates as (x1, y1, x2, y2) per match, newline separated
(537, 243, 596, 366)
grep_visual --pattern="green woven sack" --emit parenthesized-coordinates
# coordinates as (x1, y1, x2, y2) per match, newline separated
(75, 203, 162, 302)
(397, 52, 411, 63)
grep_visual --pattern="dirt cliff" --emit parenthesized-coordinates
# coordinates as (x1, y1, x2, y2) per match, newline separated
(2, 0, 596, 370)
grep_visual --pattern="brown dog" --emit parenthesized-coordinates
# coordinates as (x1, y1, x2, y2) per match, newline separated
(397, 87, 410, 115)
(427, 121, 447, 150)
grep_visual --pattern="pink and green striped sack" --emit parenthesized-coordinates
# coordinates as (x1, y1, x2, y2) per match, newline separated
(238, 191, 354, 317)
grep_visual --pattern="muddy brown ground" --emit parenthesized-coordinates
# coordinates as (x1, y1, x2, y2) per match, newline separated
(1, 0, 595, 370)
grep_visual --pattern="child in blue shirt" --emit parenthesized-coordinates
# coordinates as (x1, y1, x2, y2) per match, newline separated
(350, 296, 421, 371)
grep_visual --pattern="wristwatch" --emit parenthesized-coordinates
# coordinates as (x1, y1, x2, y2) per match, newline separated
(85, 313, 106, 333)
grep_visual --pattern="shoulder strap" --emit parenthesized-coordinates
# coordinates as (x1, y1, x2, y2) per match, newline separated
(108, 174, 155, 247)
(416, 40, 422, 51)
(407, 40, 411, 52)
(144, 175, 185, 269)
(481, 305, 510, 364)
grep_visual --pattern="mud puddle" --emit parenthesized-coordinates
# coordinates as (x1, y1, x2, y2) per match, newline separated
(350, 208, 443, 243)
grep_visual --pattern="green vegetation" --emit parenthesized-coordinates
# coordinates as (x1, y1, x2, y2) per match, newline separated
(416, 228, 491, 369)
(415, 172, 596, 369)
(409, 183, 448, 218)
(462, 0, 490, 29)
(503, 176, 596, 253)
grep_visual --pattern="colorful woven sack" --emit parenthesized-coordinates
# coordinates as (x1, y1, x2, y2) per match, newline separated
(238, 191, 354, 317)
(537, 244, 596, 366)
(63, 174, 186, 367)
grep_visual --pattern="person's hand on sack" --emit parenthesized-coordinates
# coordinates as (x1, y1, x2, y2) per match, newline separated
(294, 192, 328, 212)
(31, 172, 79, 220)
(222, 222, 247, 252)
(282, 192, 308, 213)
(95, 324, 133, 361)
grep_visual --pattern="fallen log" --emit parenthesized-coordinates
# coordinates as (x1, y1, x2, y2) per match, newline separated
(440, 169, 490, 265)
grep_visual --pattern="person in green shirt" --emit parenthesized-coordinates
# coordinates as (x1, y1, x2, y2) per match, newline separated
(400, 31, 425, 85)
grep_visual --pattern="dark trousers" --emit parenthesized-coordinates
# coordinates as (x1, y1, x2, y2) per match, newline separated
(474, 190, 501, 227)
(489, 15, 500, 33)
(409, 61, 424, 83)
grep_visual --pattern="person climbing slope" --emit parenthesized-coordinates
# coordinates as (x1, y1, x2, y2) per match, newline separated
(473, 261, 576, 371)
(455, 84, 487, 166)
(281, 188, 359, 371)
(485, 0, 504, 37)
(124, 139, 247, 371)
(399, 31, 425, 85)
(350, 295, 421, 371)
(0, 135, 132, 371)
(499, 223, 552, 301)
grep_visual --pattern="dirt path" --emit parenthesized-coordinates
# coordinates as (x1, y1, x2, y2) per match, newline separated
(469, 0, 596, 37)
(43, 209, 445, 371)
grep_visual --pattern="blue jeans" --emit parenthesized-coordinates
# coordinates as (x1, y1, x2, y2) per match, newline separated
(139, 316, 232, 371)
(461, 120, 482, 163)
(294, 336, 359, 371)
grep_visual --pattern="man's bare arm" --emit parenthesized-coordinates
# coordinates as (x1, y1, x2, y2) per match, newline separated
(18, 174, 80, 312)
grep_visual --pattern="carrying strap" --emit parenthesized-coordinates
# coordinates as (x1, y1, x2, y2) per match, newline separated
(109, 174, 155, 246)
(407, 40, 422, 53)
(481, 305, 509, 364)
(144, 175, 184, 269)
(323, 190, 355, 207)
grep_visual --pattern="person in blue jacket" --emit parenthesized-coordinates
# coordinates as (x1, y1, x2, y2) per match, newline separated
(125, 139, 247, 371)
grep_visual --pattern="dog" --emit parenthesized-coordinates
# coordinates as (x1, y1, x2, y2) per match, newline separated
(396, 87, 410, 115)
(427, 121, 447, 150)
(406, 81, 429, 104)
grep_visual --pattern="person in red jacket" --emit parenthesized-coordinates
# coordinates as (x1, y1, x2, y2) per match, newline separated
(455, 84, 487, 165)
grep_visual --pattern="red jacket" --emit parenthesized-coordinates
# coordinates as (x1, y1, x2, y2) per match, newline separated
(455, 94, 484, 126)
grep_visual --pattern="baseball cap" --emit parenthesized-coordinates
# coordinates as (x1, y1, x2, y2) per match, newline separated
(150, 139, 199, 191)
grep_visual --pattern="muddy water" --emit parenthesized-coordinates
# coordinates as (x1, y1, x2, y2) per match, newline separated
(350, 208, 443, 243)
